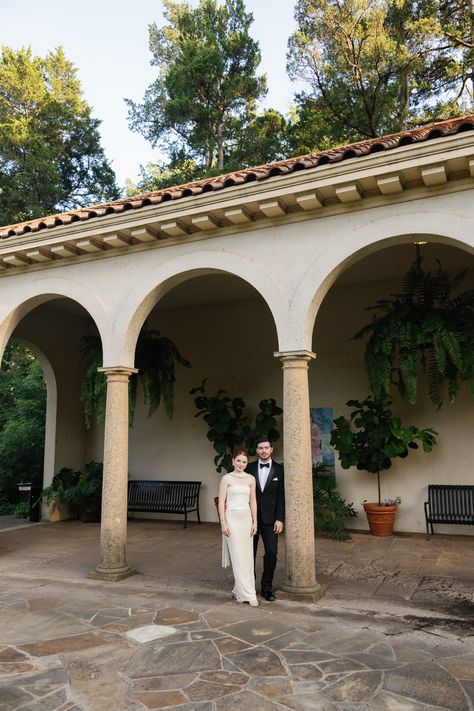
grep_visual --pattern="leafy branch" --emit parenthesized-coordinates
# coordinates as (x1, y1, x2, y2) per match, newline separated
(354, 258, 474, 409)
(190, 379, 282, 472)
(80, 329, 191, 428)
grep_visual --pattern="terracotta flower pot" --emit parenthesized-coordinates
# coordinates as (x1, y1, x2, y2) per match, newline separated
(363, 502, 398, 536)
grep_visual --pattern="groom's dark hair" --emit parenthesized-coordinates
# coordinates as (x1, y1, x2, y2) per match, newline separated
(255, 436, 272, 447)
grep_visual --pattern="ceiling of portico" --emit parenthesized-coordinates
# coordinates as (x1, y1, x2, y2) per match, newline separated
(336, 242, 474, 287)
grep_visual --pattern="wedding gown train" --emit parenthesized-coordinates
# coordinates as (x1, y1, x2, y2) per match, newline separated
(222, 484, 257, 605)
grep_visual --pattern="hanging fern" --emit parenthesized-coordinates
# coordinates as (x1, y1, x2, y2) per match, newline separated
(80, 329, 191, 428)
(354, 257, 474, 409)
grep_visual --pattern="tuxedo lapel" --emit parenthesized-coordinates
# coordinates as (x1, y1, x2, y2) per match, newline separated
(254, 469, 262, 493)
(262, 462, 274, 492)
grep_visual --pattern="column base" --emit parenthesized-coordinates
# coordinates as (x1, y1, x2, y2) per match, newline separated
(88, 565, 138, 582)
(276, 583, 325, 603)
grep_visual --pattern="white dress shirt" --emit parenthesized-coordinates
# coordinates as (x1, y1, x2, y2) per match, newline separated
(258, 458, 272, 490)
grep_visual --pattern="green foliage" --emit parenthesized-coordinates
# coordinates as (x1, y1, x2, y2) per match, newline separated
(125, 158, 202, 195)
(80, 329, 191, 428)
(126, 0, 267, 171)
(126, 107, 288, 195)
(0, 46, 118, 226)
(190, 379, 282, 472)
(354, 258, 474, 409)
(0, 502, 14, 515)
(313, 466, 357, 540)
(14, 499, 30, 519)
(41, 462, 103, 518)
(330, 396, 437, 504)
(0, 342, 46, 503)
(286, 0, 472, 150)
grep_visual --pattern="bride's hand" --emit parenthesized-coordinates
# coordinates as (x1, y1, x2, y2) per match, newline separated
(221, 524, 230, 537)
(250, 523, 257, 536)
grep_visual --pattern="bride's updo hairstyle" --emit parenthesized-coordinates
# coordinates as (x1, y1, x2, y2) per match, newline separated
(233, 448, 249, 462)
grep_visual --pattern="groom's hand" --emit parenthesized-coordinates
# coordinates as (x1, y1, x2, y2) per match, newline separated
(274, 520, 283, 534)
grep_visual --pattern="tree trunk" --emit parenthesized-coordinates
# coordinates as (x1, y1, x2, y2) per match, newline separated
(399, 70, 410, 130)
(470, 0, 474, 104)
(217, 123, 224, 170)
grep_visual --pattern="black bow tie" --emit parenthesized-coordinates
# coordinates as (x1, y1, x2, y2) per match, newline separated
(260, 462, 270, 468)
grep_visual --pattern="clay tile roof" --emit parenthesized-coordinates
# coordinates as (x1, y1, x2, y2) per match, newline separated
(1, 114, 473, 240)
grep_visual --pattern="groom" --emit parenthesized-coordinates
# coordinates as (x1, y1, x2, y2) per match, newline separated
(246, 437, 285, 601)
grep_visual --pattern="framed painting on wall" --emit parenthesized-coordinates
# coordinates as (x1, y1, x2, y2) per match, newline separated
(310, 407, 335, 478)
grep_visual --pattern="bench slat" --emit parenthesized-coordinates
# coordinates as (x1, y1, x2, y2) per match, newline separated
(424, 485, 474, 538)
(128, 480, 201, 528)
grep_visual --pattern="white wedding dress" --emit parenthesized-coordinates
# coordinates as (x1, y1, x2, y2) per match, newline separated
(222, 483, 257, 604)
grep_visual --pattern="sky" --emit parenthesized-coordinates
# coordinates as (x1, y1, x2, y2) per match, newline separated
(1, 0, 298, 190)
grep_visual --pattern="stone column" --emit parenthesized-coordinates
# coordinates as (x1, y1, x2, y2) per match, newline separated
(274, 350, 324, 602)
(89, 367, 138, 581)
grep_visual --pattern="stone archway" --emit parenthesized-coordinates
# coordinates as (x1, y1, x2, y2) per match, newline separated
(308, 239, 474, 535)
(1, 295, 107, 524)
(12, 339, 57, 498)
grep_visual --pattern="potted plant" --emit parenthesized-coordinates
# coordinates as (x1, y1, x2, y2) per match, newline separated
(312, 464, 357, 540)
(41, 462, 103, 522)
(354, 256, 474, 410)
(65, 462, 103, 522)
(80, 329, 191, 427)
(330, 396, 437, 536)
(190, 379, 282, 473)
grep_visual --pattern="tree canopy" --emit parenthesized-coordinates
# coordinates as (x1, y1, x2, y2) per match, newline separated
(0, 46, 118, 226)
(286, 0, 473, 151)
(0, 343, 46, 505)
(126, 0, 267, 173)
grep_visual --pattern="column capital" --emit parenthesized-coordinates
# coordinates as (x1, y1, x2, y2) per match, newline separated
(274, 349, 316, 362)
(98, 366, 138, 377)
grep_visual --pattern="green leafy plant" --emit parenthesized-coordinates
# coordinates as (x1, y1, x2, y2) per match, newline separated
(80, 329, 191, 427)
(313, 465, 357, 541)
(0, 342, 46, 504)
(330, 396, 437, 505)
(41, 462, 103, 520)
(354, 257, 474, 409)
(13, 499, 30, 519)
(190, 379, 282, 472)
(0, 501, 14, 515)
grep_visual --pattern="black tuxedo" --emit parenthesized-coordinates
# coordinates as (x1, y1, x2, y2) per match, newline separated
(246, 459, 285, 594)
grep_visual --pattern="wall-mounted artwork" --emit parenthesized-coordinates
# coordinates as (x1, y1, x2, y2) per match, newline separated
(310, 407, 335, 478)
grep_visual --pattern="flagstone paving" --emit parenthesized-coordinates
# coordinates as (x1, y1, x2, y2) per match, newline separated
(0, 520, 474, 709)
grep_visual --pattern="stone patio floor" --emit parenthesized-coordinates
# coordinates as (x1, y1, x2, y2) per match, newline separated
(0, 518, 473, 710)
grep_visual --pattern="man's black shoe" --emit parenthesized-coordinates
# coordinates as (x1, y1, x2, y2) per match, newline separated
(262, 591, 275, 601)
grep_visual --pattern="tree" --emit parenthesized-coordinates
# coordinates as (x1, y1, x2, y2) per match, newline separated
(331, 396, 437, 505)
(126, 0, 267, 172)
(0, 46, 118, 226)
(286, 0, 471, 149)
(0, 342, 46, 504)
(435, 0, 474, 110)
(287, 0, 436, 143)
(125, 108, 288, 195)
(125, 157, 202, 196)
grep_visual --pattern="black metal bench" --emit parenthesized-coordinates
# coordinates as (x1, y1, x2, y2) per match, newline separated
(424, 484, 474, 539)
(127, 480, 201, 528)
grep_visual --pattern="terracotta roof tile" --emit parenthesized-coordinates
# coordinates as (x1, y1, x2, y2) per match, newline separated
(1, 114, 473, 240)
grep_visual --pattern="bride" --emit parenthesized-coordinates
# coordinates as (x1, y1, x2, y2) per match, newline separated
(218, 448, 258, 606)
